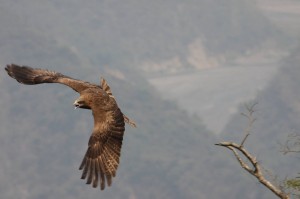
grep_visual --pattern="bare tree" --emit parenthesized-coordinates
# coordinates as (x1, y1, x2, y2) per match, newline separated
(216, 103, 290, 199)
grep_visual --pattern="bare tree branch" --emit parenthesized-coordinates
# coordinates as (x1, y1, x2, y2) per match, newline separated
(216, 103, 290, 199)
(240, 102, 257, 146)
(216, 142, 289, 199)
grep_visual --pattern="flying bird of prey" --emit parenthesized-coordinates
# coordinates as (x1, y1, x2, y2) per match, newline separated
(5, 64, 136, 190)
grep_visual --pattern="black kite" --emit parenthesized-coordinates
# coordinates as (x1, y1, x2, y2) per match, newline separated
(5, 64, 136, 190)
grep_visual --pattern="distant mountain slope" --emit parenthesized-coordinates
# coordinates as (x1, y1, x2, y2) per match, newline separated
(149, 64, 279, 133)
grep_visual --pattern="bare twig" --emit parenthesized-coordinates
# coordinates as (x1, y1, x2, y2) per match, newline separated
(240, 102, 257, 146)
(280, 133, 300, 155)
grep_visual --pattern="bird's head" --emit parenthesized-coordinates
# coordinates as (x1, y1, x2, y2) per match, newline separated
(73, 98, 91, 110)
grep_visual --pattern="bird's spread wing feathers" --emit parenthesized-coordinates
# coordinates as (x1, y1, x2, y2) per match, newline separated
(79, 107, 125, 190)
(5, 64, 95, 93)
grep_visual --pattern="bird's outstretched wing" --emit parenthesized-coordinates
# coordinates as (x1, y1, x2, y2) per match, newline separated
(5, 64, 95, 93)
(79, 106, 125, 190)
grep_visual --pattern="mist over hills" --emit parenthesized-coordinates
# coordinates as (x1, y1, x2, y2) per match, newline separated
(149, 64, 280, 133)
(0, 0, 295, 198)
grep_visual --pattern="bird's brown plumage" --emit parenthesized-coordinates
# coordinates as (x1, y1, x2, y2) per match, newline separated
(5, 64, 136, 190)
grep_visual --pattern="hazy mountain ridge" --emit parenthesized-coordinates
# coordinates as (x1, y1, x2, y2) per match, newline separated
(2, 0, 288, 75)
